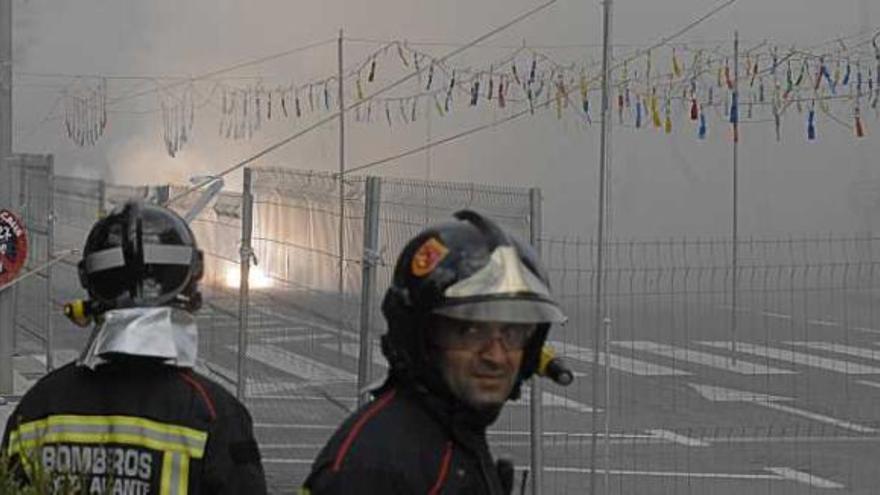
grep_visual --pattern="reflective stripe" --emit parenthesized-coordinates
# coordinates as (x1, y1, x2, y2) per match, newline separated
(178, 453, 190, 495)
(8, 415, 206, 458)
(7, 414, 204, 494)
(160, 451, 190, 495)
(84, 247, 125, 272)
(143, 244, 193, 265)
(161, 452, 174, 495)
(83, 245, 192, 274)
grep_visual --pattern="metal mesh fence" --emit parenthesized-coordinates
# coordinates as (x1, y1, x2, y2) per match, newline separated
(540, 235, 880, 494)
(7, 155, 54, 368)
(9, 162, 880, 493)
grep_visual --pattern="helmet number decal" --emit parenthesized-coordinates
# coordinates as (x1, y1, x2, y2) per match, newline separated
(411, 237, 449, 277)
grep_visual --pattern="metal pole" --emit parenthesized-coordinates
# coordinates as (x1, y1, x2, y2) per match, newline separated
(356, 176, 381, 407)
(236, 167, 254, 401)
(591, 0, 613, 493)
(731, 30, 739, 361)
(529, 187, 544, 495)
(336, 28, 347, 359)
(0, 0, 13, 396)
(603, 317, 611, 494)
(45, 155, 55, 371)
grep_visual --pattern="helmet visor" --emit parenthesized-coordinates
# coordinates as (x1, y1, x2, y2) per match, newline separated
(436, 245, 566, 324)
(433, 297, 566, 324)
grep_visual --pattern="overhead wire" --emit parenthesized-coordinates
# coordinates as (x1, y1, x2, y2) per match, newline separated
(346, 0, 744, 177)
(164, 0, 560, 206)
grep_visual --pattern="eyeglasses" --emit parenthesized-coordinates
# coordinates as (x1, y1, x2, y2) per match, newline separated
(430, 320, 537, 351)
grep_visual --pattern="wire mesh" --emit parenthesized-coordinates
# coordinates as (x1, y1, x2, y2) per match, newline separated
(540, 234, 880, 494)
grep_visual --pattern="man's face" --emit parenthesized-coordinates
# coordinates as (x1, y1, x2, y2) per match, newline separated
(429, 317, 536, 410)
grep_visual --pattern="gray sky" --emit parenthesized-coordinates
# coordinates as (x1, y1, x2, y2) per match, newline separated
(10, 0, 880, 237)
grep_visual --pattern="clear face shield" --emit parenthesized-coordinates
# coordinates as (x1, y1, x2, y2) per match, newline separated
(431, 246, 567, 325)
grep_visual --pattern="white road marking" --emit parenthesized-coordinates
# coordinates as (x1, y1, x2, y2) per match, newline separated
(857, 380, 880, 390)
(699, 341, 880, 374)
(620, 341, 795, 375)
(321, 342, 386, 368)
(807, 319, 840, 328)
(519, 384, 598, 413)
(689, 384, 789, 403)
(645, 429, 710, 447)
(549, 340, 690, 376)
(760, 402, 878, 434)
(854, 327, 880, 335)
(690, 383, 878, 434)
(761, 311, 792, 320)
(258, 333, 331, 344)
(764, 467, 844, 489)
(242, 344, 356, 383)
(787, 341, 880, 362)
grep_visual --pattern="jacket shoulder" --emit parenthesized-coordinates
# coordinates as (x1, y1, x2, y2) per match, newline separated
(306, 388, 451, 492)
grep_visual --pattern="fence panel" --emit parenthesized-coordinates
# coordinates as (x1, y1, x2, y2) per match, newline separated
(539, 234, 880, 494)
(8, 154, 54, 369)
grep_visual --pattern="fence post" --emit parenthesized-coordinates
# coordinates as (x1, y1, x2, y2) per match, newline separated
(237, 167, 254, 402)
(357, 176, 382, 407)
(45, 155, 55, 371)
(0, 157, 13, 395)
(529, 187, 543, 495)
(97, 179, 106, 218)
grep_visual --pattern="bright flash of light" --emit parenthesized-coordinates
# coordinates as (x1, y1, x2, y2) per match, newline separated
(225, 265, 273, 289)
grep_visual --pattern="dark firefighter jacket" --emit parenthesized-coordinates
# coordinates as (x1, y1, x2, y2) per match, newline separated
(1, 357, 266, 495)
(302, 382, 512, 495)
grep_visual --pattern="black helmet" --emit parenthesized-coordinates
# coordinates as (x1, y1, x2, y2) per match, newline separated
(380, 210, 565, 398)
(77, 200, 203, 313)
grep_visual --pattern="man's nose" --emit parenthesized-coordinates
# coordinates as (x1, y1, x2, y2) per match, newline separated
(478, 333, 509, 363)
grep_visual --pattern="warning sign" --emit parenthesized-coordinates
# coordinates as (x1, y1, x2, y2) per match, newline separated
(0, 209, 28, 286)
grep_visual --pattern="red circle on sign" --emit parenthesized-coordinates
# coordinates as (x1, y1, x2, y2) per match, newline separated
(0, 209, 28, 286)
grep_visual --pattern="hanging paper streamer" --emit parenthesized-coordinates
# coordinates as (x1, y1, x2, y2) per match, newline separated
(635, 99, 643, 128)
(774, 107, 781, 142)
(698, 109, 707, 139)
(690, 98, 698, 120)
(855, 106, 865, 137)
(498, 77, 506, 109)
(730, 91, 739, 142)
(160, 85, 195, 157)
(650, 92, 662, 128)
(672, 48, 682, 78)
(368, 57, 376, 82)
(807, 104, 816, 140)
(470, 79, 480, 106)
(426, 63, 434, 90)
(63, 78, 109, 147)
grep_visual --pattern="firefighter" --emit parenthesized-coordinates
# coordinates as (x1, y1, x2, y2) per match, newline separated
(302, 210, 566, 494)
(1, 200, 266, 494)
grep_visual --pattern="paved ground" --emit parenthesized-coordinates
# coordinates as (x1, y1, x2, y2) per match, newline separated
(5, 283, 880, 494)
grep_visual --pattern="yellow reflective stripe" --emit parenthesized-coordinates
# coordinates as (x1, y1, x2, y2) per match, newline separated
(8, 415, 207, 458)
(13, 432, 204, 458)
(161, 452, 174, 495)
(178, 454, 189, 495)
(18, 415, 207, 444)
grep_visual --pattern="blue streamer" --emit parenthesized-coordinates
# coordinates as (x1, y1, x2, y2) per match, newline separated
(698, 112, 707, 139)
(842, 64, 851, 86)
(821, 65, 836, 94)
(729, 92, 738, 124)
(636, 101, 642, 128)
(807, 109, 816, 140)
